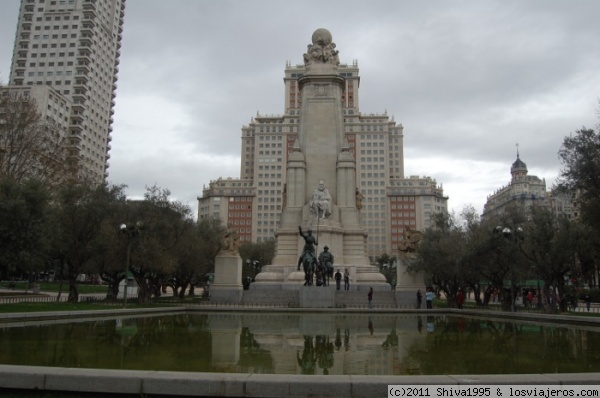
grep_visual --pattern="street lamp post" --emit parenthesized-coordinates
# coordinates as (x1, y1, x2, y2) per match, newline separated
(119, 222, 142, 308)
(494, 225, 523, 312)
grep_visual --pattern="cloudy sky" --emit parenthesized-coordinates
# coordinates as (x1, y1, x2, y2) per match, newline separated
(1, 0, 599, 218)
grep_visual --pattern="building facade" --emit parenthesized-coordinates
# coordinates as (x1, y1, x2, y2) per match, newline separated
(482, 152, 576, 220)
(482, 153, 548, 219)
(7, 0, 125, 184)
(198, 37, 447, 261)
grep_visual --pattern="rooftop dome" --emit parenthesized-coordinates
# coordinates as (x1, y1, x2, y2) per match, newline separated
(511, 154, 527, 173)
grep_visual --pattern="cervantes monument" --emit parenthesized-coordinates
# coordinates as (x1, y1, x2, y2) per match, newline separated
(253, 28, 388, 291)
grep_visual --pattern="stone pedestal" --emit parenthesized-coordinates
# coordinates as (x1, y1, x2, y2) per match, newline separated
(299, 287, 335, 308)
(395, 255, 425, 306)
(210, 253, 243, 303)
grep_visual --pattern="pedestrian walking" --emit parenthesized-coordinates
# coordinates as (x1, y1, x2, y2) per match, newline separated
(416, 289, 422, 309)
(367, 287, 374, 309)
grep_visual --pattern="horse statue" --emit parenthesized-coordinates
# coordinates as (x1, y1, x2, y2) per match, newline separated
(298, 226, 318, 286)
(317, 246, 334, 287)
(316, 260, 333, 287)
(301, 251, 317, 286)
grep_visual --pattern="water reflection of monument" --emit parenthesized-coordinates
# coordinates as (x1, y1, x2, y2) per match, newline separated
(253, 28, 387, 291)
(208, 313, 427, 375)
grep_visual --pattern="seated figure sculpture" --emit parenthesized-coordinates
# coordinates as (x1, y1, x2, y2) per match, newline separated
(310, 180, 332, 219)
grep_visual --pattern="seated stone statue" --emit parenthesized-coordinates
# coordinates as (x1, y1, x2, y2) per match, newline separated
(310, 180, 332, 219)
(221, 223, 239, 254)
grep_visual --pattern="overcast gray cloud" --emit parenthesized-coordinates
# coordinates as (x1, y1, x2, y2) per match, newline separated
(1, 0, 599, 218)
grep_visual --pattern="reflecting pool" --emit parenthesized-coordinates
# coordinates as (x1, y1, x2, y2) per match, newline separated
(1, 313, 600, 375)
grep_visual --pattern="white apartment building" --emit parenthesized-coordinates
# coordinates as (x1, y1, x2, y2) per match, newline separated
(8, 0, 125, 184)
(199, 57, 448, 260)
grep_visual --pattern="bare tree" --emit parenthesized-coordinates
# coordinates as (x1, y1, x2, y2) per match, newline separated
(0, 87, 71, 187)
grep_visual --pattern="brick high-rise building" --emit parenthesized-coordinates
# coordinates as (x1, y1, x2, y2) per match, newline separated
(7, 0, 125, 183)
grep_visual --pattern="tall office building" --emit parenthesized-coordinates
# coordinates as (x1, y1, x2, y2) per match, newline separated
(7, 0, 125, 183)
(198, 31, 448, 260)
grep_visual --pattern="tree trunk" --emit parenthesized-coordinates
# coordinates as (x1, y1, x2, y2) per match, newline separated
(67, 275, 79, 303)
(135, 276, 151, 304)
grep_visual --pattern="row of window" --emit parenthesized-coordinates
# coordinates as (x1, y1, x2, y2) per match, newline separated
(27, 71, 72, 76)
(257, 198, 282, 203)
(360, 180, 386, 187)
(359, 157, 385, 163)
(227, 217, 251, 223)
(28, 52, 76, 58)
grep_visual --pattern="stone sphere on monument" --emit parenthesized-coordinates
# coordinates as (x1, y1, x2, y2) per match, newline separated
(312, 28, 332, 46)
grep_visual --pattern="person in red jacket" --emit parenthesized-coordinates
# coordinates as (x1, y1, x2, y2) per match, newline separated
(456, 289, 465, 309)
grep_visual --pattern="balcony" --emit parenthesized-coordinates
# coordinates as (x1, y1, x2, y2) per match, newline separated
(73, 80, 87, 91)
(75, 71, 89, 81)
(69, 129, 83, 141)
(77, 52, 91, 63)
(79, 37, 92, 48)
(83, 1, 97, 11)
(69, 122, 84, 133)
(80, 26, 93, 36)
(70, 99, 85, 110)
(77, 63, 90, 73)
(82, 18, 96, 28)
(72, 93, 86, 104)
(70, 110, 84, 122)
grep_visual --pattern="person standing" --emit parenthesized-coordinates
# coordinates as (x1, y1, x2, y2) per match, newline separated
(585, 293, 591, 312)
(334, 269, 342, 290)
(425, 288, 434, 309)
(367, 287, 374, 309)
(456, 289, 464, 309)
(344, 268, 350, 290)
(416, 289, 422, 309)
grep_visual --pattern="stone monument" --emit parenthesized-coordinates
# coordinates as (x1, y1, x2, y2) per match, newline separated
(253, 28, 387, 291)
(210, 223, 243, 302)
(394, 228, 426, 305)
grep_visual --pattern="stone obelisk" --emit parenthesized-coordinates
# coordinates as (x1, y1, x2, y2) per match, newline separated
(253, 29, 387, 291)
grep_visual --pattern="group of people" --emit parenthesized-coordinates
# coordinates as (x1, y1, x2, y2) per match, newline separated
(334, 268, 351, 291)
